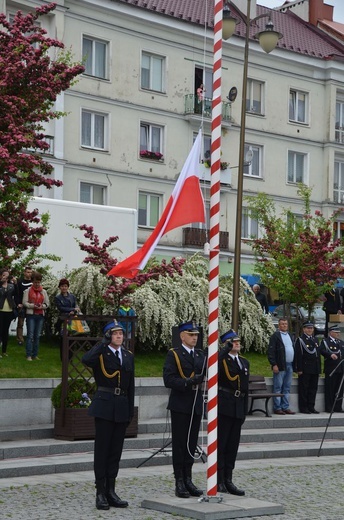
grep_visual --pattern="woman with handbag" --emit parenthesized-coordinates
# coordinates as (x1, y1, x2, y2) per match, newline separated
(0, 268, 17, 358)
(23, 271, 49, 361)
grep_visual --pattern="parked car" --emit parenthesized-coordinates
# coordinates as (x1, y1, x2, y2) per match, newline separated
(271, 303, 326, 336)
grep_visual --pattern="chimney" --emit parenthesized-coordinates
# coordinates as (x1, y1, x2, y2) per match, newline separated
(309, 0, 334, 25)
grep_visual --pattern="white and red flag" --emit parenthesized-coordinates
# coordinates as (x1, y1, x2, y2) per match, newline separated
(108, 130, 205, 279)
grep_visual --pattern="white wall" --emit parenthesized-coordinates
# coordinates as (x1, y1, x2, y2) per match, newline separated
(27, 197, 137, 274)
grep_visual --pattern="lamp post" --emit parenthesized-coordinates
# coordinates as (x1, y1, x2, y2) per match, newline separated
(223, 0, 282, 331)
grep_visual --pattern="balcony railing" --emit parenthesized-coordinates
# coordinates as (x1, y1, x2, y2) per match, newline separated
(183, 227, 229, 251)
(184, 94, 232, 122)
(335, 126, 344, 144)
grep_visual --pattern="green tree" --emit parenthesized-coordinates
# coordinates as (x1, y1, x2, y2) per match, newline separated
(245, 185, 344, 328)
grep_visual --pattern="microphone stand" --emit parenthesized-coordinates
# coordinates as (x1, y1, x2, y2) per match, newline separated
(318, 358, 344, 457)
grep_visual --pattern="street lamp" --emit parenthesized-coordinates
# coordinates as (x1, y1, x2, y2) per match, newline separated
(223, 0, 282, 331)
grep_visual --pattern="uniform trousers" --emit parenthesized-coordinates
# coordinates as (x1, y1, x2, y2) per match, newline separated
(94, 417, 127, 481)
(218, 413, 244, 476)
(170, 410, 202, 477)
(298, 373, 319, 412)
(324, 372, 344, 412)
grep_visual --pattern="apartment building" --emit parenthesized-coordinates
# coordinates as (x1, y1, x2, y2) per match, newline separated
(3, 0, 344, 274)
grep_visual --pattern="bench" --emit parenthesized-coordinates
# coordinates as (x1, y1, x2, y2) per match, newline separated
(248, 375, 284, 418)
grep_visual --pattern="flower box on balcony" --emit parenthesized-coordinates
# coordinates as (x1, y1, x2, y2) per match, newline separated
(140, 150, 163, 160)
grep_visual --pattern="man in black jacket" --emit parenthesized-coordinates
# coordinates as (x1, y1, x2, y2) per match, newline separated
(267, 317, 295, 415)
(320, 325, 344, 413)
(82, 320, 134, 511)
(217, 329, 249, 496)
(294, 322, 321, 414)
(163, 321, 206, 499)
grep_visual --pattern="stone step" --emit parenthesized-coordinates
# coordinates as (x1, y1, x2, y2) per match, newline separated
(1, 413, 343, 479)
(0, 436, 342, 479)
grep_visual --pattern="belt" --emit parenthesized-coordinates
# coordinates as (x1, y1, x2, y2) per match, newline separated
(98, 386, 127, 396)
(218, 386, 245, 398)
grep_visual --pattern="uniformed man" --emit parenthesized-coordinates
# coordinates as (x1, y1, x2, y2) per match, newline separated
(294, 322, 321, 414)
(320, 325, 344, 413)
(163, 321, 206, 498)
(82, 320, 134, 511)
(217, 329, 249, 496)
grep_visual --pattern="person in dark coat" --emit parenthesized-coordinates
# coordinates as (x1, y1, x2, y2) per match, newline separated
(294, 322, 321, 414)
(323, 288, 342, 337)
(15, 266, 33, 345)
(217, 329, 249, 496)
(163, 321, 206, 499)
(82, 320, 135, 511)
(267, 317, 295, 415)
(320, 325, 344, 413)
(252, 284, 269, 314)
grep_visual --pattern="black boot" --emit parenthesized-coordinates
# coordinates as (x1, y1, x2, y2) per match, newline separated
(175, 478, 190, 498)
(106, 477, 128, 508)
(95, 479, 110, 510)
(217, 469, 229, 493)
(184, 467, 203, 496)
(225, 471, 245, 496)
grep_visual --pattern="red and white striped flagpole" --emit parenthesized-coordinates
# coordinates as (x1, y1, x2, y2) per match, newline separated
(206, 0, 223, 497)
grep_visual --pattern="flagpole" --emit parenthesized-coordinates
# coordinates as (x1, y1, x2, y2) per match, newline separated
(206, 0, 223, 498)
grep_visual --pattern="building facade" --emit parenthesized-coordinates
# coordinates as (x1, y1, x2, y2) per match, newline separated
(2, 0, 344, 274)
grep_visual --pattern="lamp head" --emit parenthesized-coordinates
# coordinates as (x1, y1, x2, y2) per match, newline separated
(255, 19, 282, 54)
(223, 2, 239, 40)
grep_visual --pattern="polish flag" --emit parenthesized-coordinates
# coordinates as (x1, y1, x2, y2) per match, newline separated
(108, 130, 205, 279)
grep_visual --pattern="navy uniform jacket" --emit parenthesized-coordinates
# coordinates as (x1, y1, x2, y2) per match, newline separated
(218, 345, 250, 420)
(163, 345, 206, 416)
(319, 337, 344, 375)
(82, 341, 135, 423)
(294, 334, 321, 374)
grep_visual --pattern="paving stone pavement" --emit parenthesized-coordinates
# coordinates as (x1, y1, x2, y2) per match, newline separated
(1, 455, 343, 520)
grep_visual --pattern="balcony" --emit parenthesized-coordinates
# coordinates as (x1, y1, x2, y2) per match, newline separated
(183, 227, 229, 251)
(335, 126, 344, 144)
(184, 94, 232, 123)
(198, 163, 231, 185)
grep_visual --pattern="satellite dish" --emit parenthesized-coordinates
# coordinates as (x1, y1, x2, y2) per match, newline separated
(227, 86, 237, 102)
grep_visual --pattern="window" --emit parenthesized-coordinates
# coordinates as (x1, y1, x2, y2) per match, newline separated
(289, 89, 308, 124)
(81, 110, 108, 150)
(80, 182, 106, 205)
(335, 95, 344, 144)
(141, 52, 165, 92)
(334, 221, 344, 240)
(83, 36, 108, 79)
(140, 123, 163, 154)
(138, 192, 162, 227)
(334, 158, 344, 203)
(242, 209, 259, 239)
(246, 79, 264, 115)
(287, 212, 303, 230)
(243, 144, 262, 177)
(287, 151, 307, 184)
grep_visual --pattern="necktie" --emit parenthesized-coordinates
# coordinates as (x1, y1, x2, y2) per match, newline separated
(235, 357, 241, 369)
(115, 350, 121, 364)
(190, 350, 194, 359)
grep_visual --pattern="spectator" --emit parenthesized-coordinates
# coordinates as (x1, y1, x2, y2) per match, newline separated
(323, 287, 341, 337)
(163, 321, 206, 498)
(252, 284, 269, 314)
(267, 317, 295, 415)
(319, 325, 344, 413)
(15, 266, 33, 345)
(217, 329, 249, 496)
(55, 278, 80, 360)
(294, 322, 321, 414)
(0, 268, 17, 358)
(117, 296, 136, 349)
(23, 272, 49, 361)
(82, 320, 134, 511)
